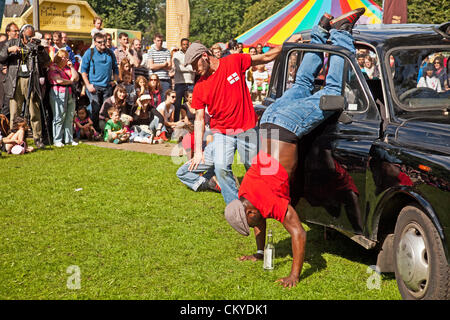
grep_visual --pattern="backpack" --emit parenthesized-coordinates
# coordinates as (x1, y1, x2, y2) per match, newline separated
(88, 47, 115, 75)
(0, 114, 9, 137)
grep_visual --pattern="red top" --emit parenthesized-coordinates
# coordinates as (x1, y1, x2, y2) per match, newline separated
(47, 63, 73, 94)
(238, 151, 290, 223)
(192, 54, 257, 134)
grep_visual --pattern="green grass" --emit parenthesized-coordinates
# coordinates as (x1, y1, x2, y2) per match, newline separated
(0, 143, 401, 299)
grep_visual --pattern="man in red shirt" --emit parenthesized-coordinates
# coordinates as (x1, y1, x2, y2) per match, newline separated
(180, 35, 301, 205)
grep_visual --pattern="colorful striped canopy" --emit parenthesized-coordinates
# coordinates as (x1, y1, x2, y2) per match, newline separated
(236, 0, 383, 48)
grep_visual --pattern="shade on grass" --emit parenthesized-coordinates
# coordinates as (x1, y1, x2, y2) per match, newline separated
(0, 144, 400, 299)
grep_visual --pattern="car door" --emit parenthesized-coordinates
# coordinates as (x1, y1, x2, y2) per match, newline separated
(272, 44, 383, 240)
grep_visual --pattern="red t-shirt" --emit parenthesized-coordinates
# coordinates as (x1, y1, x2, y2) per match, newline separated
(192, 54, 257, 134)
(238, 151, 290, 223)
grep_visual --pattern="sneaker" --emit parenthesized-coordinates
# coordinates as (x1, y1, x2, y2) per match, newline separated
(152, 136, 162, 144)
(113, 139, 120, 144)
(318, 13, 334, 32)
(35, 139, 45, 149)
(207, 177, 221, 193)
(330, 8, 365, 33)
(158, 131, 169, 141)
(134, 136, 143, 143)
(54, 142, 64, 148)
(69, 141, 79, 146)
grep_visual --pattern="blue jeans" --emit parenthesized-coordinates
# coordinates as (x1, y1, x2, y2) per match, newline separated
(177, 128, 259, 205)
(86, 85, 113, 133)
(260, 26, 356, 137)
(159, 79, 172, 98)
(149, 116, 167, 134)
(49, 89, 76, 144)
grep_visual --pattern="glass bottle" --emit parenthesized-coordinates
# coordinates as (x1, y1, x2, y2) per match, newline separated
(263, 229, 275, 270)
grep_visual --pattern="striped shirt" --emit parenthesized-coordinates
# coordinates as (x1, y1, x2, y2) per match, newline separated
(148, 47, 171, 80)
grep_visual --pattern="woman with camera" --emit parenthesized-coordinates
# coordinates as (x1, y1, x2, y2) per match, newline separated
(47, 49, 79, 147)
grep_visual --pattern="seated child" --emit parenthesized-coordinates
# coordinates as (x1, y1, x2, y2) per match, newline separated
(74, 106, 100, 141)
(121, 71, 137, 106)
(135, 75, 149, 98)
(2, 117, 34, 154)
(103, 107, 130, 144)
(251, 64, 269, 102)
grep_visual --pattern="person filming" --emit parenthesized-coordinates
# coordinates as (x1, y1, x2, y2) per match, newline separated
(0, 24, 50, 148)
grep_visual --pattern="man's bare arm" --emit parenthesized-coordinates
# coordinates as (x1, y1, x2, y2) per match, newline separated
(276, 204, 306, 288)
(251, 34, 303, 66)
(239, 219, 267, 261)
(148, 58, 169, 71)
(188, 108, 205, 171)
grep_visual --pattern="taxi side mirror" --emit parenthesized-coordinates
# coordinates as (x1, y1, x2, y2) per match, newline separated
(319, 95, 347, 111)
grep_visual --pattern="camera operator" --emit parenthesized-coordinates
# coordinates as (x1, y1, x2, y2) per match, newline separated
(0, 24, 50, 148)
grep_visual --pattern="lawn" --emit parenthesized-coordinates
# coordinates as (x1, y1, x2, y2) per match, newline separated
(0, 143, 401, 300)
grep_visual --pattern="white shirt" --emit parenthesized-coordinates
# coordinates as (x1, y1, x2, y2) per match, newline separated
(157, 102, 175, 122)
(172, 50, 195, 84)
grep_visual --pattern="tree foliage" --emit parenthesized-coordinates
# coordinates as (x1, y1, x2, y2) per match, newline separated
(189, 0, 258, 47)
(407, 0, 449, 24)
(87, 0, 165, 45)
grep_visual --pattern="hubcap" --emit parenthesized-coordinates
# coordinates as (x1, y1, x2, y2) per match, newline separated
(396, 223, 430, 298)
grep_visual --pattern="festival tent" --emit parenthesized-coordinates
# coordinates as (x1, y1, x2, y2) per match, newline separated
(236, 0, 383, 48)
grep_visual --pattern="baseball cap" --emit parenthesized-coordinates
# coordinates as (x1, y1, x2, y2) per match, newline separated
(224, 199, 250, 236)
(184, 42, 211, 66)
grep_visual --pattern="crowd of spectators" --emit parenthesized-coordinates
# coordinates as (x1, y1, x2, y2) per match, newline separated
(0, 17, 274, 156)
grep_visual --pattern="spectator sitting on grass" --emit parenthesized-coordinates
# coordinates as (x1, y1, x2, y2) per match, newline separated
(153, 89, 178, 141)
(104, 107, 130, 144)
(74, 106, 100, 141)
(130, 94, 164, 144)
(172, 89, 195, 143)
(149, 74, 163, 108)
(2, 116, 35, 154)
(135, 75, 150, 99)
(98, 85, 132, 132)
(121, 71, 137, 106)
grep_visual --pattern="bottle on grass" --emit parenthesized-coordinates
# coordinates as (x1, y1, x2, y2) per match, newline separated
(263, 229, 275, 270)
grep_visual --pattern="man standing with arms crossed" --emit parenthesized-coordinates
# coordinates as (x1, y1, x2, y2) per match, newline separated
(172, 38, 195, 121)
(181, 33, 301, 205)
(147, 33, 172, 94)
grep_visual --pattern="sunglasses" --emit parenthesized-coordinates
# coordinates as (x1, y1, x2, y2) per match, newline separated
(96, 41, 106, 44)
(170, 95, 176, 98)
(45, 37, 52, 41)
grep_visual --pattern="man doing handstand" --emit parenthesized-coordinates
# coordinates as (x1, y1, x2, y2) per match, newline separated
(224, 8, 366, 288)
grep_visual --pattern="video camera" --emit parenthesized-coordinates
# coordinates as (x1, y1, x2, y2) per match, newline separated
(21, 38, 45, 56)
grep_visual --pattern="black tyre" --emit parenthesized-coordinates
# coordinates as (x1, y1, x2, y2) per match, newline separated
(393, 205, 449, 300)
